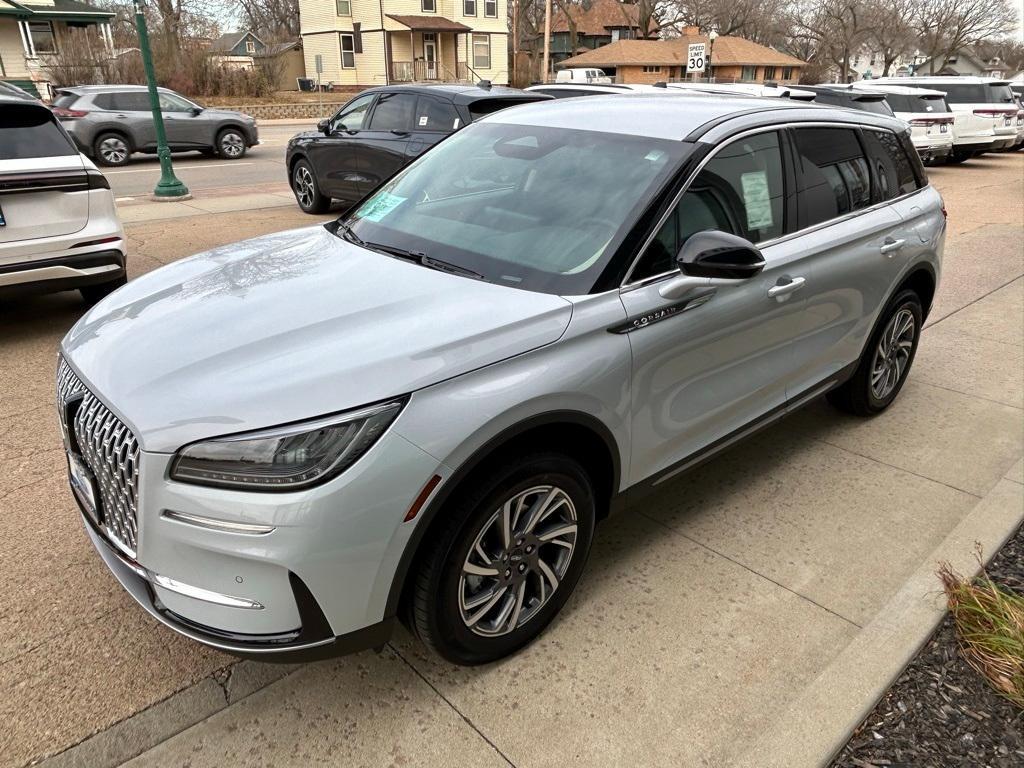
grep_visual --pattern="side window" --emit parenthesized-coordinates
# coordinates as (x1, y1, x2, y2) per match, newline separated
(331, 93, 375, 132)
(415, 96, 460, 132)
(158, 92, 192, 112)
(793, 127, 871, 227)
(367, 93, 416, 132)
(110, 92, 151, 111)
(861, 128, 919, 200)
(631, 131, 785, 281)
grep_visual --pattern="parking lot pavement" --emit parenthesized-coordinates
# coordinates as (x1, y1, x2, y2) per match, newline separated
(3, 153, 1022, 768)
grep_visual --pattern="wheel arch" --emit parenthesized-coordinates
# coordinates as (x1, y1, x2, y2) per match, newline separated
(385, 410, 621, 620)
(896, 263, 937, 321)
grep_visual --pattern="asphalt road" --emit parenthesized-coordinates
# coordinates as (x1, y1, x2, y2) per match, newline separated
(104, 123, 308, 199)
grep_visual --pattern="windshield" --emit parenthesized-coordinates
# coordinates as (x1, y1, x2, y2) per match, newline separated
(344, 122, 690, 294)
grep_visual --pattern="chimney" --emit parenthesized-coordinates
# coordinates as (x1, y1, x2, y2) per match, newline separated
(682, 26, 701, 36)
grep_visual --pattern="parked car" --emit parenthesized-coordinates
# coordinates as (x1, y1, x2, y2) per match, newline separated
(526, 83, 718, 99)
(59, 94, 944, 666)
(662, 81, 818, 101)
(286, 84, 550, 214)
(871, 76, 1017, 161)
(800, 85, 894, 115)
(849, 83, 954, 164)
(52, 85, 259, 167)
(0, 96, 125, 303)
(554, 67, 612, 84)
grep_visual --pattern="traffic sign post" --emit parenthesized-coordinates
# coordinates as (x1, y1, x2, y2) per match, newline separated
(687, 42, 706, 80)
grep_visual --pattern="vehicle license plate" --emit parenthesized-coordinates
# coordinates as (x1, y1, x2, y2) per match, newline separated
(939, 123, 948, 133)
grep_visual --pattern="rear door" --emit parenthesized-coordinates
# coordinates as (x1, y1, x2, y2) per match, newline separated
(306, 91, 376, 202)
(783, 126, 905, 397)
(0, 103, 89, 253)
(358, 92, 418, 191)
(406, 95, 460, 162)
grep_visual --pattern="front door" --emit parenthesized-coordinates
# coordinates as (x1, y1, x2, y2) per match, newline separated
(157, 91, 203, 147)
(622, 130, 810, 484)
(423, 34, 438, 80)
(307, 92, 377, 203)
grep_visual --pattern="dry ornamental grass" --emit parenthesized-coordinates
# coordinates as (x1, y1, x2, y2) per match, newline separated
(938, 554, 1024, 710)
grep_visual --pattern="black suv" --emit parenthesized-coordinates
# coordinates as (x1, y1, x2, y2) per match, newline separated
(801, 85, 895, 116)
(286, 84, 550, 214)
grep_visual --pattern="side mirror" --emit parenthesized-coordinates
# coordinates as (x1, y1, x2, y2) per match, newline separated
(676, 230, 765, 280)
(190, 106, 203, 117)
(317, 119, 330, 134)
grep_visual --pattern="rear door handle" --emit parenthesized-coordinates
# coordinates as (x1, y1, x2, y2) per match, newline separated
(880, 237, 906, 255)
(767, 276, 806, 298)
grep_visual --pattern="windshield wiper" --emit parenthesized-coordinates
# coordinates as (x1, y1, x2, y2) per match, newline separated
(365, 242, 484, 280)
(333, 219, 366, 247)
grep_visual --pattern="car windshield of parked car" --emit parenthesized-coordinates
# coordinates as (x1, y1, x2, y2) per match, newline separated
(0, 105, 77, 160)
(344, 121, 689, 294)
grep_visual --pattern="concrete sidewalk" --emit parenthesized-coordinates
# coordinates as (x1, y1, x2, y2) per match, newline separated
(115, 183, 298, 224)
(4, 154, 1022, 768)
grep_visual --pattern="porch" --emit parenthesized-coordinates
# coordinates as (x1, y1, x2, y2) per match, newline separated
(384, 16, 476, 84)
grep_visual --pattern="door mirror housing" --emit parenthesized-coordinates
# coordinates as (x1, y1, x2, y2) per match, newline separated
(676, 230, 766, 280)
(317, 119, 331, 134)
(189, 106, 203, 117)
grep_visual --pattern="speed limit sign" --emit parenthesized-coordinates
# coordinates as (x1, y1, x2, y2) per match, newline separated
(687, 42, 707, 73)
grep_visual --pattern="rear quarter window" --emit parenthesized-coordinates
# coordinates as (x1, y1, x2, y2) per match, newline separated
(0, 105, 77, 160)
(861, 128, 920, 200)
(793, 127, 871, 227)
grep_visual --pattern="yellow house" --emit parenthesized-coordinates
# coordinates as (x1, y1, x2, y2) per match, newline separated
(298, 0, 509, 87)
(0, 0, 114, 98)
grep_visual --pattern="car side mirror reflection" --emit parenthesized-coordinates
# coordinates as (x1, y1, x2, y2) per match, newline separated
(676, 230, 766, 280)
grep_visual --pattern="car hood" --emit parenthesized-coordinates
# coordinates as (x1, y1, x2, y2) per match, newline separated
(62, 226, 573, 453)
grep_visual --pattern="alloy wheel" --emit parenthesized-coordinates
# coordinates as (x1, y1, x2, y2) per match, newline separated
(99, 137, 128, 165)
(458, 485, 578, 637)
(293, 166, 315, 209)
(220, 132, 245, 158)
(871, 307, 916, 400)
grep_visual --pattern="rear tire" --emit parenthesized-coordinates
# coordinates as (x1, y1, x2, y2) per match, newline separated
(947, 149, 971, 165)
(827, 289, 922, 416)
(291, 159, 330, 214)
(410, 453, 596, 665)
(93, 133, 131, 167)
(80, 275, 127, 306)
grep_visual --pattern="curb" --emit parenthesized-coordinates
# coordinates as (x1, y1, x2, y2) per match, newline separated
(734, 474, 1024, 768)
(30, 661, 301, 768)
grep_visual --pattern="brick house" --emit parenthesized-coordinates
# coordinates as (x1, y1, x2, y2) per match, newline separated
(556, 28, 805, 85)
(298, 0, 509, 87)
(548, 0, 641, 68)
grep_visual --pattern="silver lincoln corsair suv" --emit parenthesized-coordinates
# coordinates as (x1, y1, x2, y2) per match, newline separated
(57, 95, 945, 665)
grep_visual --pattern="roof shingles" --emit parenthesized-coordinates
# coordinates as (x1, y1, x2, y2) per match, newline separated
(558, 34, 806, 69)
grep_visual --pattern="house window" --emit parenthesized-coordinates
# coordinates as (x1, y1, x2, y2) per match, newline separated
(473, 33, 490, 68)
(763, 66, 776, 80)
(245, 39, 256, 54)
(22, 21, 57, 56)
(336, 0, 351, 16)
(422, 0, 436, 10)
(642, 66, 661, 73)
(611, 29, 619, 42)
(485, 0, 497, 17)
(741, 65, 757, 81)
(464, 0, 477, 16)
(782, 66, 793, 80)
(340, 33, 356, 68)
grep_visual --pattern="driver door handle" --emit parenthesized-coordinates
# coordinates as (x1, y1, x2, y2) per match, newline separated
(767, 276, 806, 298)
(880, 237, 906, 255)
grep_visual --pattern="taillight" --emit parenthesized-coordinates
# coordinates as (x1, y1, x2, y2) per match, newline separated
(973, 109, 1014, 117)
(52, 107, 88, 119)
(86, 170, 110, 190)
(941, 199, 948, 220)
(909, 118, 953, 127)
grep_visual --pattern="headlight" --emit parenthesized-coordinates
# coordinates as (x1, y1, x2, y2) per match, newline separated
(170, 399, 405, 491)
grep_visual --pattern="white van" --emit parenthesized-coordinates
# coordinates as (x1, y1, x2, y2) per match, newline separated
(850, 83, 954, 164)
(871, 76, 1017, 161)
(555, 68, 612, 84)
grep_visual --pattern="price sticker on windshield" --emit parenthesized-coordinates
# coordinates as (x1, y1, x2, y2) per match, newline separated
(687, 43, 706, 74)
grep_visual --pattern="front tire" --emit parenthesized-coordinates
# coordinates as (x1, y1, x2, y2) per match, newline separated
(827, 289, 922, 416)
(410, 453, 596, 665)
(216, 128, 247, 159)
(291, 160, 330, 214)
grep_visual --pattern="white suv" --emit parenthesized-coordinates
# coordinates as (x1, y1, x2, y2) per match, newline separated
(851, 83, 954, 164)
(0, 96, 126, 303)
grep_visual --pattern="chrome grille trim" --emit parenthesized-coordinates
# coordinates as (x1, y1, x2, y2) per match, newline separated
(57, 357, 140, 557)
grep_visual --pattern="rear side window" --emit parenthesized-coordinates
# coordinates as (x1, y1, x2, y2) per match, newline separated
(95, 92, 151, 111)
(632, 131, 785, 280)
(0, 105, 77, 160)
(793, 127, 871, 227)
(861, 129, 919, 200)
(415, 96, 460, 132)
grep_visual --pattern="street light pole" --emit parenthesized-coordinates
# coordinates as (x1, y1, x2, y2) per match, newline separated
(133, 0, 190, 200)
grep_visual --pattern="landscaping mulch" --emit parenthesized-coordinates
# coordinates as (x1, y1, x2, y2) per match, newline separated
(831, 521, 1024, 768)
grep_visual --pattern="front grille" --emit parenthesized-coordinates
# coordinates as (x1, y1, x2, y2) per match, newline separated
(57, 357, 140, 556)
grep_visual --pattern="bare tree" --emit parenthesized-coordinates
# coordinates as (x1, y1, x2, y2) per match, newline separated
(912, 0, 1019, 74)
(678, 0, 790, 44)
(235, 0, 300, 39)
(792, 0, 876, 82)
(865, 0, 916, 75)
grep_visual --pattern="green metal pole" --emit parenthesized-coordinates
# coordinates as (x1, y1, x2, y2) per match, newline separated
(133, 0, 189, 199)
